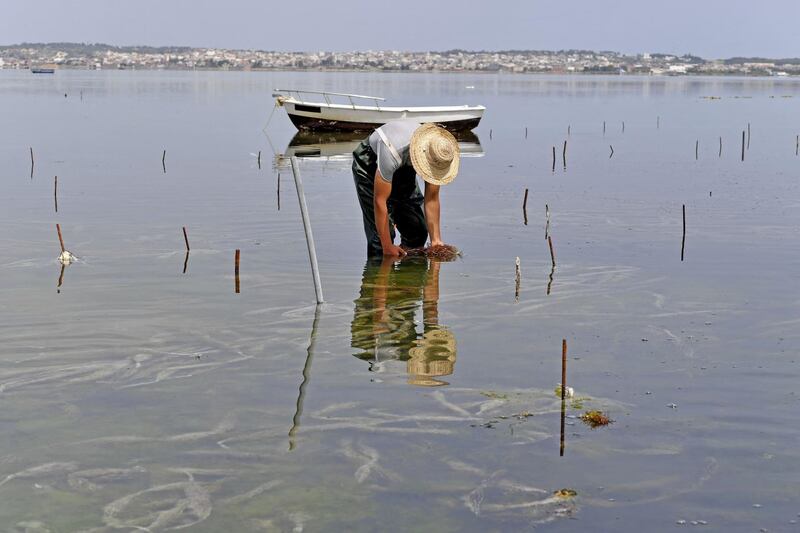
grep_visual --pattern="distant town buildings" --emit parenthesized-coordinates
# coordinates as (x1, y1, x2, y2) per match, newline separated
(1, 43, 798, 76)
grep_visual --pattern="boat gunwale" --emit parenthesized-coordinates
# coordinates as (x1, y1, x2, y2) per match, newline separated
(282, 98, 486, 114)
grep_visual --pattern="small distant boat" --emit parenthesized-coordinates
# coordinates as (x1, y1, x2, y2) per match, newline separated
(273, 89, 485, 133)
(31, 67, 55, 74)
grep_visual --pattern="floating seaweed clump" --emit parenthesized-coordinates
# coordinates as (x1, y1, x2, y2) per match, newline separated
(554, 384, 574, 398)
(554, 488, 577, 498)
(404, 244, 461, 261)
(580, 410, 613, 428)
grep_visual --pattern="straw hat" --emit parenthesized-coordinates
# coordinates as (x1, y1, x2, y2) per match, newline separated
(406, 327, 457, 387)
(409, 124, 460, 186)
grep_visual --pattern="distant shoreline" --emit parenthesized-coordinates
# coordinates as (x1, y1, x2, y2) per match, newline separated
(3, 43, 799, 77)
(2, 67, 798, 78)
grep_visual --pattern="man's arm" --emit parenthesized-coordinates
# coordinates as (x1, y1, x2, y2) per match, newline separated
(424, 181, 443, 246)
(374, 171, 406, 257)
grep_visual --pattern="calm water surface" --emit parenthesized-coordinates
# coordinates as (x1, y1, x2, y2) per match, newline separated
(1, 70, 799, 531)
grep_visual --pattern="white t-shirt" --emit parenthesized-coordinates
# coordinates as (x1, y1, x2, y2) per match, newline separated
(368, 120, 421, 183)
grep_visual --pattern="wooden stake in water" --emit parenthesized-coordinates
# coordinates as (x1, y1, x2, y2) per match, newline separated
(657, 115, 660, 129)
(525, 127, 528, 139)
(522, 188, 529, 225)
(796, 135, 798, 156)
(560, 338, 567, 456)
(489, 129, 493, 140)
(56, 223, 65, 253)
(603, 121, 606, 135)
(562, 140, 567, 169)
(257, 150, 262, 169)
(234, 249, 241, 293)
(290, 156, 324, 304)
(548, 236, 556, 268)
(515, 257, 521, 302)
(54, 175, 58, 213)
(741, 131, 745, 161)
(622, 121, 625, 133)
(609, 145, 614, 158)
(551, 146, 556, 172)
(695, 140, 699, 160)
(719, 136, 723, 158)
(567, 125, 571, 136)
(182, 226, 190, 251)
(30, 147, 35, 178)
(681, 204, 686, 262)
(162, 150, 166, 173)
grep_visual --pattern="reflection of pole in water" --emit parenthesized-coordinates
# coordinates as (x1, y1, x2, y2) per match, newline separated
(747, 123, 751, 150)
(551, 146, 556, 172)
(560, 339, 567, 456)
(522, 188, 528, 225)
(257, 150, 262, 169)
(57, 263, 65, 293)
(54, 175, 58, 212)
(289, 304, 322, 451)
(277, 173, 281, 211)
(741, 131, 745, 161)
(182, 251, 189, 274)
(30, 147, 35, 179)
(547, 235, 556, 295)
(162, 150, 167, 173)
(544, 204, 550, 240)
(514, 257, 521, 302)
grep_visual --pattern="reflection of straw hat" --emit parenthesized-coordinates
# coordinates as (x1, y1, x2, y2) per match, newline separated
(409, 124, 460, 186)
(407, 327, 457, 387)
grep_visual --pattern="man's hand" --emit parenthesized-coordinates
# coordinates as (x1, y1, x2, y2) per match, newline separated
(382, 244, 407, 257)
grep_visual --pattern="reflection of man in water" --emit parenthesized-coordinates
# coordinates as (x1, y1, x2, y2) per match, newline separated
(351, 257, 456, 386)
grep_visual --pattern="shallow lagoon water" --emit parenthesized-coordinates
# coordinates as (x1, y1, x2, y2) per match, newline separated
(1, 70, 799, 531)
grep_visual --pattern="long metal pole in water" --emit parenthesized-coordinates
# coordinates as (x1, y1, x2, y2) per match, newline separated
(290, 156, 324, 303)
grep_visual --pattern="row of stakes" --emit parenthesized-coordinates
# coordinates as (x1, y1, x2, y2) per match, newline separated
(33, 115, 787, 296)
(49, 155, 322, 301)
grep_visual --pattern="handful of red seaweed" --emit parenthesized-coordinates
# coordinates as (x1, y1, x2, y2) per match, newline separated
(404, 244, 461, 261)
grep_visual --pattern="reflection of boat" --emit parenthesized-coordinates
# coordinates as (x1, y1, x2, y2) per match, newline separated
(273, 89, 485, 133)
(273, 130, 484, 170)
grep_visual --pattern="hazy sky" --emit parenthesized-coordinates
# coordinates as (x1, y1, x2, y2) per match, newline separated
(2, 0, 798, 58)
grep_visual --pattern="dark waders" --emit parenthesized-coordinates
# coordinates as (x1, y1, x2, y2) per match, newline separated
(352, 139, 428, 256)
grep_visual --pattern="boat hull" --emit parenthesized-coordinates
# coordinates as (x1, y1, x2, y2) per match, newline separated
(288, 113, 482, 133)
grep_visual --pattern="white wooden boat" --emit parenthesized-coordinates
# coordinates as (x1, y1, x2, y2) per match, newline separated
(273, 89, 485, 133)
